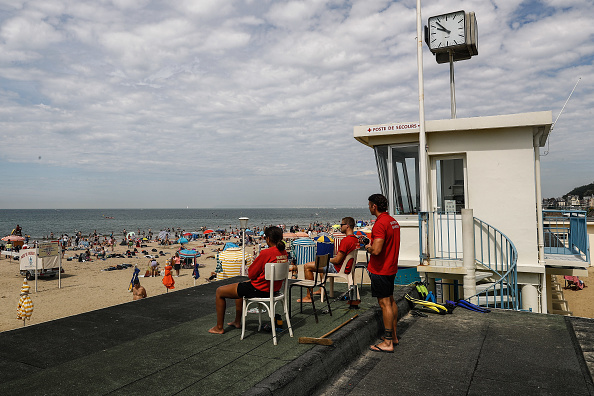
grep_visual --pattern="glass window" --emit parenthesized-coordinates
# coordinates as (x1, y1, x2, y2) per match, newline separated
(436, 158, 465, 214)
(374, 144, 420, 215)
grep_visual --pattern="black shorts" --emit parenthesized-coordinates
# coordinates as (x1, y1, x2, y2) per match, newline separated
(369, 273, 396, 298)
(174, 264, 181, 270)
(236, 281, 269, 298)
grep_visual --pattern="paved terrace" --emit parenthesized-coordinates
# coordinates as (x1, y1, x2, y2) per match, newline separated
(1, 278, 593, 395)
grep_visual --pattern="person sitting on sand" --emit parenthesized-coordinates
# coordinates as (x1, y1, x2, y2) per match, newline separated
(208, 226, 288, 334)
(294, 217, 359, 303)
(132, 278, 147, 300)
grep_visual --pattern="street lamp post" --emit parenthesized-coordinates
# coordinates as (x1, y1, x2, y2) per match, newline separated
(239, 217, 249, 276)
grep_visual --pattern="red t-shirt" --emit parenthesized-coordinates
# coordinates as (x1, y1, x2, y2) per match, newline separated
(334, 234, 359, 274)
(248, 246, 288, 292)
(368, 212, 400, 275)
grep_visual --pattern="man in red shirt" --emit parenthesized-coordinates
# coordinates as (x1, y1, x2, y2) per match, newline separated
(365, 194, 400, 353)
(297, 217, 359, 303)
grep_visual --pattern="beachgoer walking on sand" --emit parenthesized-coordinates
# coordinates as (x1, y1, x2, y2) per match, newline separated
(173, 252, 181, 277)
(208, 226, 288, 334)
(132, 279, 147, 300)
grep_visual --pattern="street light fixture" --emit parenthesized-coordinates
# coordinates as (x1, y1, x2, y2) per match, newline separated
(239, 217, 249, 276)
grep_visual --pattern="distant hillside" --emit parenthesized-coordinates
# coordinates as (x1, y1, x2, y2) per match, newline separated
(564, 182, 594, 199)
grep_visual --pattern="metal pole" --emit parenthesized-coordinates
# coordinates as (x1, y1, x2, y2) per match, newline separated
(449, 50, 456, 119)
(241, 229, 246, 276)
(416, 0, 428, 213)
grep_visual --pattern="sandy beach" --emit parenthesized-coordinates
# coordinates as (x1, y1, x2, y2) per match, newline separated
(2, 237, 593, 333)
(0, 237, 255, 333)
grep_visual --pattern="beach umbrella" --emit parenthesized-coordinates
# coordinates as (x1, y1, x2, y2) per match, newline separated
(259, 231, 264, 236)
(354, 230, 370, 237)
(142, 237, 148, 241)
(283, 232, 297, 239)
(177, 237, 189, 244)
(316, 235, 334, 243)
(223, 242, 239, 251)
(217, 248, 253, 280)
(204, 229, 214, 234)
(332, 224, 341, 229)
(318, 232, 331, 237)
(16, 279, 33, 326)
(179, 249, 200, 258)
(2, 235, 25, 242)
(245, 230, 254, 236)
(162, 264, 175, 291)
(295, 232, 309, 238)
(183, 232, 192, 237)
(128, 267, 140, 291)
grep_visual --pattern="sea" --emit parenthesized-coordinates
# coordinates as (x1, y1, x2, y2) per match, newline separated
(0, 208, 372, 240)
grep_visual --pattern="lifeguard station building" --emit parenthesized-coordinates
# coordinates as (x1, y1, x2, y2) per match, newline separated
(354, 111, 590, 314)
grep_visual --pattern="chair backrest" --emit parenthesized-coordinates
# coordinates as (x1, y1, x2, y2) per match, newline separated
(335, 249, 358, 276)
(313, 254, 330, 286)
(265, 261, 289, 281)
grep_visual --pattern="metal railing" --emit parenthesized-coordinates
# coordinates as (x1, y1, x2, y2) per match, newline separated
(472, 218, 518, 310)
(418, 212, 463, 265)
(419, 211, 519, 310)
(543, 209, 590, 262)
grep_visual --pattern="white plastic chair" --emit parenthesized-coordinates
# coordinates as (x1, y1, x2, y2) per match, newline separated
(241, 261, 294, 345)
(323, 249, 359, 301)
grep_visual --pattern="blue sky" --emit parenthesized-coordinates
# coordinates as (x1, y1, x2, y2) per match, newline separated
(0, 0, 592, 209)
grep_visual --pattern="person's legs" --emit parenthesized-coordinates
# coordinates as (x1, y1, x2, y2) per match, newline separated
(370, 296, 396, 351)
(208, 283, 240, 334)
(297, 261, 317, 302)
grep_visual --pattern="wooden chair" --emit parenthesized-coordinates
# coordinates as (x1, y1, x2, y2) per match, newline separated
(289, 254, 332, 323)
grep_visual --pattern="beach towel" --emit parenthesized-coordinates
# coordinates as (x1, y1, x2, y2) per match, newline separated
(162, 265, 175, 290)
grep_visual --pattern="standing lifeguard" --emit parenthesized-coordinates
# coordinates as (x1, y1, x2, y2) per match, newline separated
(365, 193, 400, 353)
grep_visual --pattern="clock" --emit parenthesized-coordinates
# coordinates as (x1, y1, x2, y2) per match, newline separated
(428, 10, 466, 51)
(425, 10, 478, 63)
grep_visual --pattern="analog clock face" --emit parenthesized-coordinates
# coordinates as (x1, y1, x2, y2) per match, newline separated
(428, 11, 466, 50)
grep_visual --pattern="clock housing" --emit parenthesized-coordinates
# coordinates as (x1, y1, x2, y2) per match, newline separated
(424, 11, 478, 64)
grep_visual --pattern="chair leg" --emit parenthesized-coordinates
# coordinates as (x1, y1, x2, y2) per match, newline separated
(269, 303, 277, 346)
(328, 277, 335, 297)
(283, 296, 293, 337)
(241, 298, 247, 340)
(321, 286, 332, 316)
(288, 285, 294, 319)
(309, 287, 318, 324)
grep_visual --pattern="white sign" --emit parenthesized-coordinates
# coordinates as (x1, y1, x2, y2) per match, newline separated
(39, 242, 60, 258)
(366, 123, 419, 133)
(445, 200, 457, 213)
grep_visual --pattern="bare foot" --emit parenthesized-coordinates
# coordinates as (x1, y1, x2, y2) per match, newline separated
(227, 321, 241, 329)
(369, 341, 394, 353)
(208, 326, 225, 334)
(312, 290, 322, 295)
(297, 297, 313, 303)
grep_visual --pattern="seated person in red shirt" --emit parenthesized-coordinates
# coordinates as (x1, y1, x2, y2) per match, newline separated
(296, 217, 359, 303)
(208, 226, 288, 334)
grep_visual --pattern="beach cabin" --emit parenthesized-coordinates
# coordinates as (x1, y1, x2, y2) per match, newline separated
(354, 111, 590, 314)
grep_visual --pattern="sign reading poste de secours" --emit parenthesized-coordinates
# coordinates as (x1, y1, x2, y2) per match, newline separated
(366, 123, 419, 133)
(38, 241, 60, 258)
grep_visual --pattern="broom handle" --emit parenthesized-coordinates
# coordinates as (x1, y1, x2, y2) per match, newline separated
(320, 314, 358, 339)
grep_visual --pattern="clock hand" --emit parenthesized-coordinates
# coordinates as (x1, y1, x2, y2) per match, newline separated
(435, 22, 451, 34)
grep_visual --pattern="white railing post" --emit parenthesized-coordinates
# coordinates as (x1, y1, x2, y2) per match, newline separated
(462, 209, 476, 302)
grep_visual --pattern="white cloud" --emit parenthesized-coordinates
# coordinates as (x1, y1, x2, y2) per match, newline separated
(0, 0, 592, 208)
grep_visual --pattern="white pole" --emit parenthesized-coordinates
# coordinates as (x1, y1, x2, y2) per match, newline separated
(241, 229, 246, 276)
(416, 0, 429, 213)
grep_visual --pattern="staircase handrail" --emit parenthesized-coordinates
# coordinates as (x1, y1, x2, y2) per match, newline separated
(470, 217, 518, 310)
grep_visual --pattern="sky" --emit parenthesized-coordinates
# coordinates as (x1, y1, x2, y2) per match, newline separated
(0, 0, 592, 209)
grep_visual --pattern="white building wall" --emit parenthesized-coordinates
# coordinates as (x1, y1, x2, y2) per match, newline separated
(428, 127, 539, 266)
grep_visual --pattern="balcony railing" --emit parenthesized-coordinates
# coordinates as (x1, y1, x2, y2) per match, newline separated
(543, 209, 590, 263)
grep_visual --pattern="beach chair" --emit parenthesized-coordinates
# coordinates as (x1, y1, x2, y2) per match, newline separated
(323, 249, 359, 301)
(241, 261, 293, 345)
(289, 254, 332, 323)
